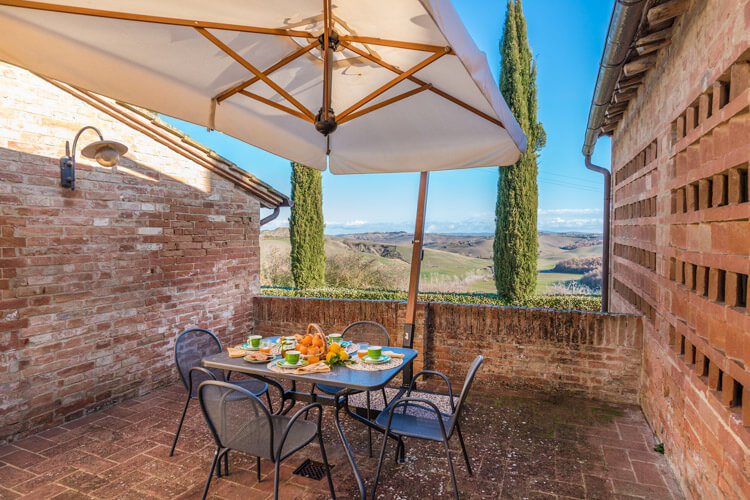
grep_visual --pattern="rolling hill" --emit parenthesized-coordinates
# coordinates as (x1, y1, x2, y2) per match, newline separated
(261, 229, 602, 295)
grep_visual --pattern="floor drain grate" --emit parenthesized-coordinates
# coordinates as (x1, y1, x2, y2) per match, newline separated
(292, 459, 332, 480)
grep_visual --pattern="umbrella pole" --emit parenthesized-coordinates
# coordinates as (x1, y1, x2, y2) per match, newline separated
(402, 171, 429, 386)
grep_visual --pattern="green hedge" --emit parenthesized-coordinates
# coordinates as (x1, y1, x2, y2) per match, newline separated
(261, 287, 602, 311)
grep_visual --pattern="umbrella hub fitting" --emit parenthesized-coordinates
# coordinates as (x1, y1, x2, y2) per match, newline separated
(315, 107, 338, 136)
(318, 30, 340, 51)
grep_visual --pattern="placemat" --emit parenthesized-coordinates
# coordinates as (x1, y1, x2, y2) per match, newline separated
(346, 355, 404, 372)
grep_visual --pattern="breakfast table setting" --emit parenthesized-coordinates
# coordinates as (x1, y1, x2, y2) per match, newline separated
(201, 323, 418, 499)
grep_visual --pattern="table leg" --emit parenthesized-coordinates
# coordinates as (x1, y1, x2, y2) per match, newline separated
(333, 393, 366, 499)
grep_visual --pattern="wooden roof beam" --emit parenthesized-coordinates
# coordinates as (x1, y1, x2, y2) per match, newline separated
(636, 27, 673, 46)
(636, 40, 670, 56)
(623, 55, 657, 77)
(647, 0, 688, 27)
(613, 88, 637, 104)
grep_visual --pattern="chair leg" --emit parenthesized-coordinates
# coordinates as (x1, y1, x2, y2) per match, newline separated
(317, 430, 336, 499)
(455, 423, 472, 476)
(442, 437, 459, 500)
(371, 431, 390, 500)
(265, 389, 274, 414)
(257, 457, 261, 481)
(273, 459, 281, 500)
(216, 448, 229, 478)
(366, 391, 372, 457)
(169, 394, 191, 457)
(224, 450, 229, 476)
(201, 447, 220, 500)
(381, 387, 388, 407)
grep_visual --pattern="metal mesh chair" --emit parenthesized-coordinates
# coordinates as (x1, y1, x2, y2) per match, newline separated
(169, 328, 270, 457)
(313, 321, 390, 456)
(371, 356, 483, 500)
(198, 381, 335, 500)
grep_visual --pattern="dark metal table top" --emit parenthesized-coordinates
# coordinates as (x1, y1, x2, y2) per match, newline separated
(202, 343, 417, 392)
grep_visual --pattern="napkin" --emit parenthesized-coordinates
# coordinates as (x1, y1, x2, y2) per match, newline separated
(296, 361, 330, 374)
(383, 351, 404, 359)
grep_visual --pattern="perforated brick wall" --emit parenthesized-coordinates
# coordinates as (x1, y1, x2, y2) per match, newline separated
(0, 63, 264, 443)
(608, 1, 750, 497)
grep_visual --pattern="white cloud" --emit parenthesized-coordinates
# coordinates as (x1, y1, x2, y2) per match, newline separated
(538, 208, 601, 215)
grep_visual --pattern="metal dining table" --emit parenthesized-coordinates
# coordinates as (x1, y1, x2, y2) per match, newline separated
(202, 339, 417, 499)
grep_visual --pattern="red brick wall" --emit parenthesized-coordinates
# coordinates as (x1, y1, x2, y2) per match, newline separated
(0, 64, 262, 443)
(253, 296, 643, 404)
(608, 1, 750, 497)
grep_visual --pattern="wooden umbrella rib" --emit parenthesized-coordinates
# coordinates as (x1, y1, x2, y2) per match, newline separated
(340, 41, 505, 129)
(0, 0, 316, 37)
(238, 90, 314, 123)
(337, 84, 432, 125)
(195, 27, 315, 121)
(337, 48, 449, 121)
(215, 41, 317, 103)
(338, 35, 449, 53)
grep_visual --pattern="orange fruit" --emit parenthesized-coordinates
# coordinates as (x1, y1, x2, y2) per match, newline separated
(312, 336, 323, 348)
(303, 335, 313, 346)
(307, 355, 319, 364)
(298, 345, 308, 355)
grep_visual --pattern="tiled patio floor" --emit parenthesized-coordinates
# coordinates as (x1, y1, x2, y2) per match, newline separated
(0, 379, 683, 499)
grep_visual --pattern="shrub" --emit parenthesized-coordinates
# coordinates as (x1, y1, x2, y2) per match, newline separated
(551, 256, 602, 273)
(325, 253, 406, 290)
(260, 286, 602, 311)
(580, 268, 602, 290)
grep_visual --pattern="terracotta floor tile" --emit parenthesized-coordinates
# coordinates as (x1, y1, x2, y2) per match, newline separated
(1, 449, 44, 469)
(0, 383, 685, 500)
(630, 460, 666, 487)
(0, 465, 35, 488)
(13, 436, 55, 454)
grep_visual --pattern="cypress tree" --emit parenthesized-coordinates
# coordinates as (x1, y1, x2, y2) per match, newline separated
(289, 162, 325, 289)
(494, 0, 545, 300)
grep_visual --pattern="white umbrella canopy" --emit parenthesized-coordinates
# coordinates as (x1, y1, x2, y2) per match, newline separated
(0, 0, 526, 174)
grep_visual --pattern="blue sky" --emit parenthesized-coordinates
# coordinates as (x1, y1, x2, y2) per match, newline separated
(163, 1, 614, 235)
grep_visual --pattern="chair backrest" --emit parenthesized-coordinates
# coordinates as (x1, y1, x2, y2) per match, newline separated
(198, 381, 275, 460)
(448, 355, 483, 433)
(174, 328, 223, 395)
(342, 321, 390, 347)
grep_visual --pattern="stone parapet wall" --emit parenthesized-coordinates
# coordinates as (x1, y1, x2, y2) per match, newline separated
(253, 296, 643, 404)
(0, 63, 262, 443)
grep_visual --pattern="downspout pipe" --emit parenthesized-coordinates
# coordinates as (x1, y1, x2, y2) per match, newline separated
(583, 0, 645, 312)
(260, 198, 293, 226)
(585, 155, 611, 312)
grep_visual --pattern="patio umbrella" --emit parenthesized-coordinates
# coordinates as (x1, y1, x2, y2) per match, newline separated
(0, 0, 527, 375)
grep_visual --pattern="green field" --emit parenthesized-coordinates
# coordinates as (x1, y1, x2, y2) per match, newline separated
(261, 230, 601, 296)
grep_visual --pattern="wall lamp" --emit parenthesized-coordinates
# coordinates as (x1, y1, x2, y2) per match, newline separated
(60, 126, 128, 190)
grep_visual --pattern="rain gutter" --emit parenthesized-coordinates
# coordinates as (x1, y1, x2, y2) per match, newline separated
(260, 199, 293, 226)
(583, 0, 646, 312)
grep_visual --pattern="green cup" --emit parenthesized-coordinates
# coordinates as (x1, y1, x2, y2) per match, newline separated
(248, 335, 262, 348)
(285, 350, 300, 365)
(367, 345, 382, 360)
(328, 333, 342, 344)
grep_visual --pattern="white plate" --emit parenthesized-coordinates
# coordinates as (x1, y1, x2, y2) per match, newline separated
(237, 344, 260, 351)
(276, 359, 309, 369)
(362, 355, 391, 364)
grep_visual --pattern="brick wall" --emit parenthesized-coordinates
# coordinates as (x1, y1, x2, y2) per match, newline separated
(253, 296, 643, 404)
(0, 63, 265, 443)
(608, 0, 750, 497)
